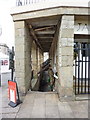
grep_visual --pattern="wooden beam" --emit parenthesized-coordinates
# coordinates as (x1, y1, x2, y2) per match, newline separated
(39, 40, 52, 43)
(29, 24, 43, 51)
(38, 36, 53, 39)
(30, 18, 59, 27)
(39, 38, 53, 41)
(37, 34, 54, 37)
(35, 30, 55, 34)
(74, 34, 90, 39)
(34, 26, 55, 32)
(40, 44, 51, 47)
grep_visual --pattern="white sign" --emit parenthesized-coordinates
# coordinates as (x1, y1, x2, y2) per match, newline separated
(10, 89, 15, 103)
(74, 21, 90, 35)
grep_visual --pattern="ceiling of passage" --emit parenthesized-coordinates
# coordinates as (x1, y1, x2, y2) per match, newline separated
(27, 16, 60, 52)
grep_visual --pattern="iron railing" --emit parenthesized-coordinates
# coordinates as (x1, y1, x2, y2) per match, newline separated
(16, 0, 46, 6)
(74, 43, 90, 95)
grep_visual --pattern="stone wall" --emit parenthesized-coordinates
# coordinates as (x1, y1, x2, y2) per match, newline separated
(37, 47, 43, 72)
(31, 41, 43, 78)
(49, 20, 59, 91)
(49, 33, 56, 67)
(31, 40, 37, 77)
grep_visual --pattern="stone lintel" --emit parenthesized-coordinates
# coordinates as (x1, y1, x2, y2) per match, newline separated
(11, 7, 88, 21)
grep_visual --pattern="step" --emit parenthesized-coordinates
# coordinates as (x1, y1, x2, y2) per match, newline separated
(28, 90, 57, 94)
(75, 94, 89, 100)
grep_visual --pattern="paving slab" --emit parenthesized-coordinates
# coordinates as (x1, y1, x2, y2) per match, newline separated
(58, 102, 74, 118)
(1, 86, 88, 119)
(16, 93, 35, 118)
(1, 85, 22, 119)
(46, 105, 60, 118)
(16, 91, 88, 118)
(73, 111, 88, 118)
(2, 113, 17, 118)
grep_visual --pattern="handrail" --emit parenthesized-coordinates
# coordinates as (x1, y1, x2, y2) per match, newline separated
(16, 0, 46, 6)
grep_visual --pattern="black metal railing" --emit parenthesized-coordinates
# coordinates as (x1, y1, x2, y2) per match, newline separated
(74, 42, 90, 95)
(16, 0, 46, 6)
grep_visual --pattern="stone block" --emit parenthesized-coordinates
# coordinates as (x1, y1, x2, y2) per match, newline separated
(61, 20, 74, 29)
(14, 21, 25, 29)
(60, 29, 74, 38)
(61, 47, 73, 56)
(15, 37, 25, 45)
(15, 63, 24, 71)
(25, 81, 31, 92)
(15, 44, 25, 52)
(18, 85, 26, 95)
(67, 38, 74, 46)
(61, 38, 68, 46)
(74, 8, 88, 15)
(59, 66, 73, 87)
(58, 87, 75, 102)
(15, 59, 25, 68)
(15, 51, 25, 59)
(15, 72, 25, 79)
(62, 15, 74, 21)
(16, 78, 25, 93)
(61, 55, 73, 66)
(15, 28, 25, 37)
(57, 55, 62, 67)
(61, 38, 74, 47)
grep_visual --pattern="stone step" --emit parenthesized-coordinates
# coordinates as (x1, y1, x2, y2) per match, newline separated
(28, 90, 57, 94)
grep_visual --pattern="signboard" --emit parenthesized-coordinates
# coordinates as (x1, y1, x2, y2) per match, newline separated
(74, 21, 90, 35)
(8, 80, 17, 103)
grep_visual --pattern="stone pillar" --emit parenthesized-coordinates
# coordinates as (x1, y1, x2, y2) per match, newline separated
(15, 21, 32, 96)
(57, 15, 75, 101)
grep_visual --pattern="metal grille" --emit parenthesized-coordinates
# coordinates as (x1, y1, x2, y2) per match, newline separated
(74, 43, 90, 95)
